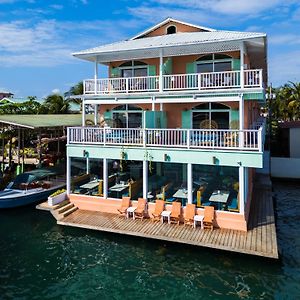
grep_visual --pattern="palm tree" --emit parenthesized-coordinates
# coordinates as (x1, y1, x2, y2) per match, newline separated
(41, 94, 70, 114)
(64, 81, 83, 107)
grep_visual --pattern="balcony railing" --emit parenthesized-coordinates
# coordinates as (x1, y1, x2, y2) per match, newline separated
(84, 69, 263, 95)
(68, 127, 263, 152)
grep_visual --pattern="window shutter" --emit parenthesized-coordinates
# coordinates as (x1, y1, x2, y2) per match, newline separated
(148, 65, 156, 76)
(186, 62, 195, 74)
(181, 110, 191, 129)
(232, 59, 241, 71)
(110, 67, 120, 77)
(163, 58, 172, 75)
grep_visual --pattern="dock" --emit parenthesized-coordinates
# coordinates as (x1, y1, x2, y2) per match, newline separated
(49, 176, 278, 259)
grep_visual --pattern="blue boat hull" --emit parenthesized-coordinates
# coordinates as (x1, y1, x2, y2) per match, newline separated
(0, 186, 65, 209)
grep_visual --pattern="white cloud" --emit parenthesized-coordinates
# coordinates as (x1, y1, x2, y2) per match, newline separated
(0, 18, 141, 67)
(269, 34, 300, 45)
(51, 88, 60, 94)
(150, 0, 298, 15)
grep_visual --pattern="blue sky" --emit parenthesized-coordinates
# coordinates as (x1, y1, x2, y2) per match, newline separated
(0, 0, 300, 98)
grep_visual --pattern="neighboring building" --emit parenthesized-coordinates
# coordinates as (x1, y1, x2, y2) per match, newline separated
(0, 91, 13, 100)
(271, 121, 300, 178)
(66, 18, 267, 231)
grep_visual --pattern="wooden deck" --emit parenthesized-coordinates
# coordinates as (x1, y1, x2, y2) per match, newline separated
(57, 176, 278, 259)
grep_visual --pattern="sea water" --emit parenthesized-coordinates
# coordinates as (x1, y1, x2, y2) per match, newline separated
(0, 181, 299, 299)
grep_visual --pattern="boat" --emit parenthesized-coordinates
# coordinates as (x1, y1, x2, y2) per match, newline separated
(0, 167, 66, 208)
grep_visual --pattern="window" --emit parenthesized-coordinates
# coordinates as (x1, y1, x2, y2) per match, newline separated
(119, 61, 148, 78)
(192, 103, 230, 129)
(166, 25, 176, 34)
(112, 105, 143, 128)
(196, 54, 232, 73)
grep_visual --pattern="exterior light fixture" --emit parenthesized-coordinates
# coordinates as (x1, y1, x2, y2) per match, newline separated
(83, 150, 89, 158)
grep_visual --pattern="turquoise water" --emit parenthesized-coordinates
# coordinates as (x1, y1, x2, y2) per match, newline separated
(0, 181, 299, 299)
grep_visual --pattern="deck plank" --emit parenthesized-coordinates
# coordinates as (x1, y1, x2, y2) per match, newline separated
(56, 175, 278, 259)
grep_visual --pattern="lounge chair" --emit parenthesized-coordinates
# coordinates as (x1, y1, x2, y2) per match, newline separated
(203, 206, 214, 230)
(151, 200, 165, 221)
(117, 196, 131, 217)
(134, 198, 147, 220)
(184, 203, 196, 226)
(170, 201, 181, 225)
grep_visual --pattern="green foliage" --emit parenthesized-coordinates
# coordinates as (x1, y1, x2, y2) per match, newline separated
(49, 189, 66, 197)
(40, 94, 70, 114)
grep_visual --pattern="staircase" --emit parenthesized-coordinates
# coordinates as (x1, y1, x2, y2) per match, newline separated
(50, 200, 78, 221)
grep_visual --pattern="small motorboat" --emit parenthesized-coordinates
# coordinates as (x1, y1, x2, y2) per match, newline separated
(0, 167, 66, 208)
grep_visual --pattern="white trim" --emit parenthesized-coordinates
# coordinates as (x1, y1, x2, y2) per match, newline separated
(66, 156, 71, 194)
(84, 96, 242, 105)
(187, 163, 193, 204)
(130, 17, 216, 40)
(143, 160, 148, 199)
(239, 166, 245, 215)
(166, 24, 177, 34)
(103, 158, 108, 198)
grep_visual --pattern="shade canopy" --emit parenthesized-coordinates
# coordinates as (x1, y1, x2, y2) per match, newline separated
(0, 114, 82, 129)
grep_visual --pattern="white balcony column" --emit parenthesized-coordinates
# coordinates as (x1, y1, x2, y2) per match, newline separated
(239, 94, 244, 148)
(94, 58, 98, 94)
(103, 158, 108, 199)
(239, 166, 245, 215)
(160, 103, 163, 111)
(82, 98, 86, 126)
(187, 163, 193, 204)
(94, 104, 98, 125)
(159, 49, 164, 92)
(143, 160, 148, 199)
(66, 155, 71, 194)
(240, 42, 245, 89)
(86, 156, 90, 174)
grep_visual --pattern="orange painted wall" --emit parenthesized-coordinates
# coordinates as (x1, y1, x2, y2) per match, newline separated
(107, 51, 247, 78)
(69, 194, 247, 231)
(142, 21, 205, 38)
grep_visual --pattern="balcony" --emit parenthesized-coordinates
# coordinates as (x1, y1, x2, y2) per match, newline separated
(84, 69, 263, 95)
(68, 127, 263, 152)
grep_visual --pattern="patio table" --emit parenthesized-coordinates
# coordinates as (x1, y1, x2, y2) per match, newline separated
(80, 180, 100, 190)
(161, 210, 171, 224)
(209, 190, 230, 203)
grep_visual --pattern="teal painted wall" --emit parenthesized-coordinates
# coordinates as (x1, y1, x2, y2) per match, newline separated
(67, 144, 263, 168)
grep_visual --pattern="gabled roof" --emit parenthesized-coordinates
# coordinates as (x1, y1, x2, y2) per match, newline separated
(73, 30, 266, 63)
(130, 17, 216, 40)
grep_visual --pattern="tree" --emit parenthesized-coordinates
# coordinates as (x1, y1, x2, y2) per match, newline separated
(64, 81, 83, 106)
(41, 94, 70, 114)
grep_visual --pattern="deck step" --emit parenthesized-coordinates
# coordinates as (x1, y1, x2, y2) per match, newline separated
(61, 206, 78, 218)
(57, 203, 74, 214)
(52, 200, 70, 210)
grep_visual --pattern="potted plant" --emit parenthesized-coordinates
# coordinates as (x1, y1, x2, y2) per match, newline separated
(48, 189, 67, 206)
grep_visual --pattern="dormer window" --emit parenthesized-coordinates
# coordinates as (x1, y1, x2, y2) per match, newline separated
(166, 25, 176, 34)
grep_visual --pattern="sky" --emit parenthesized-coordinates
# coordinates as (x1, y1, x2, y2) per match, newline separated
(0, 0, 300, 98)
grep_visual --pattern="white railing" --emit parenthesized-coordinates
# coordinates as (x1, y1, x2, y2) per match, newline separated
(84, 69, 263, 94)
(84, 76, 159, 94)
(68, 127, 263, 152)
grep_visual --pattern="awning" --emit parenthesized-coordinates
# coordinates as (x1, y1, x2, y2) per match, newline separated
(0, 114, 82, 129)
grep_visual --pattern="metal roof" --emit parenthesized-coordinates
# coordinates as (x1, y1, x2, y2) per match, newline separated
(130, 17, 216, 40)
(73, 30, 266, 63)
(0, 114, 82, 129)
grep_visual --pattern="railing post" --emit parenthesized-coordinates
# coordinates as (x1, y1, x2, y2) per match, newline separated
(103, 127, 106, 146)
(67, 127, 70, 144)
(187, 129, 190, 149)
(240, 42, 245, 89)
(259, 69, 263, 88)
(198, 73, 201, 90)
(126, 78, 129, 93)
(258, 127, 262, 152)
(143, 129, 146, 147)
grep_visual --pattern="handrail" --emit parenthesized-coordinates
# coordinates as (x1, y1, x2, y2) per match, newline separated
(68, 127, 263, 152)
(84, 69, 263, 95)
